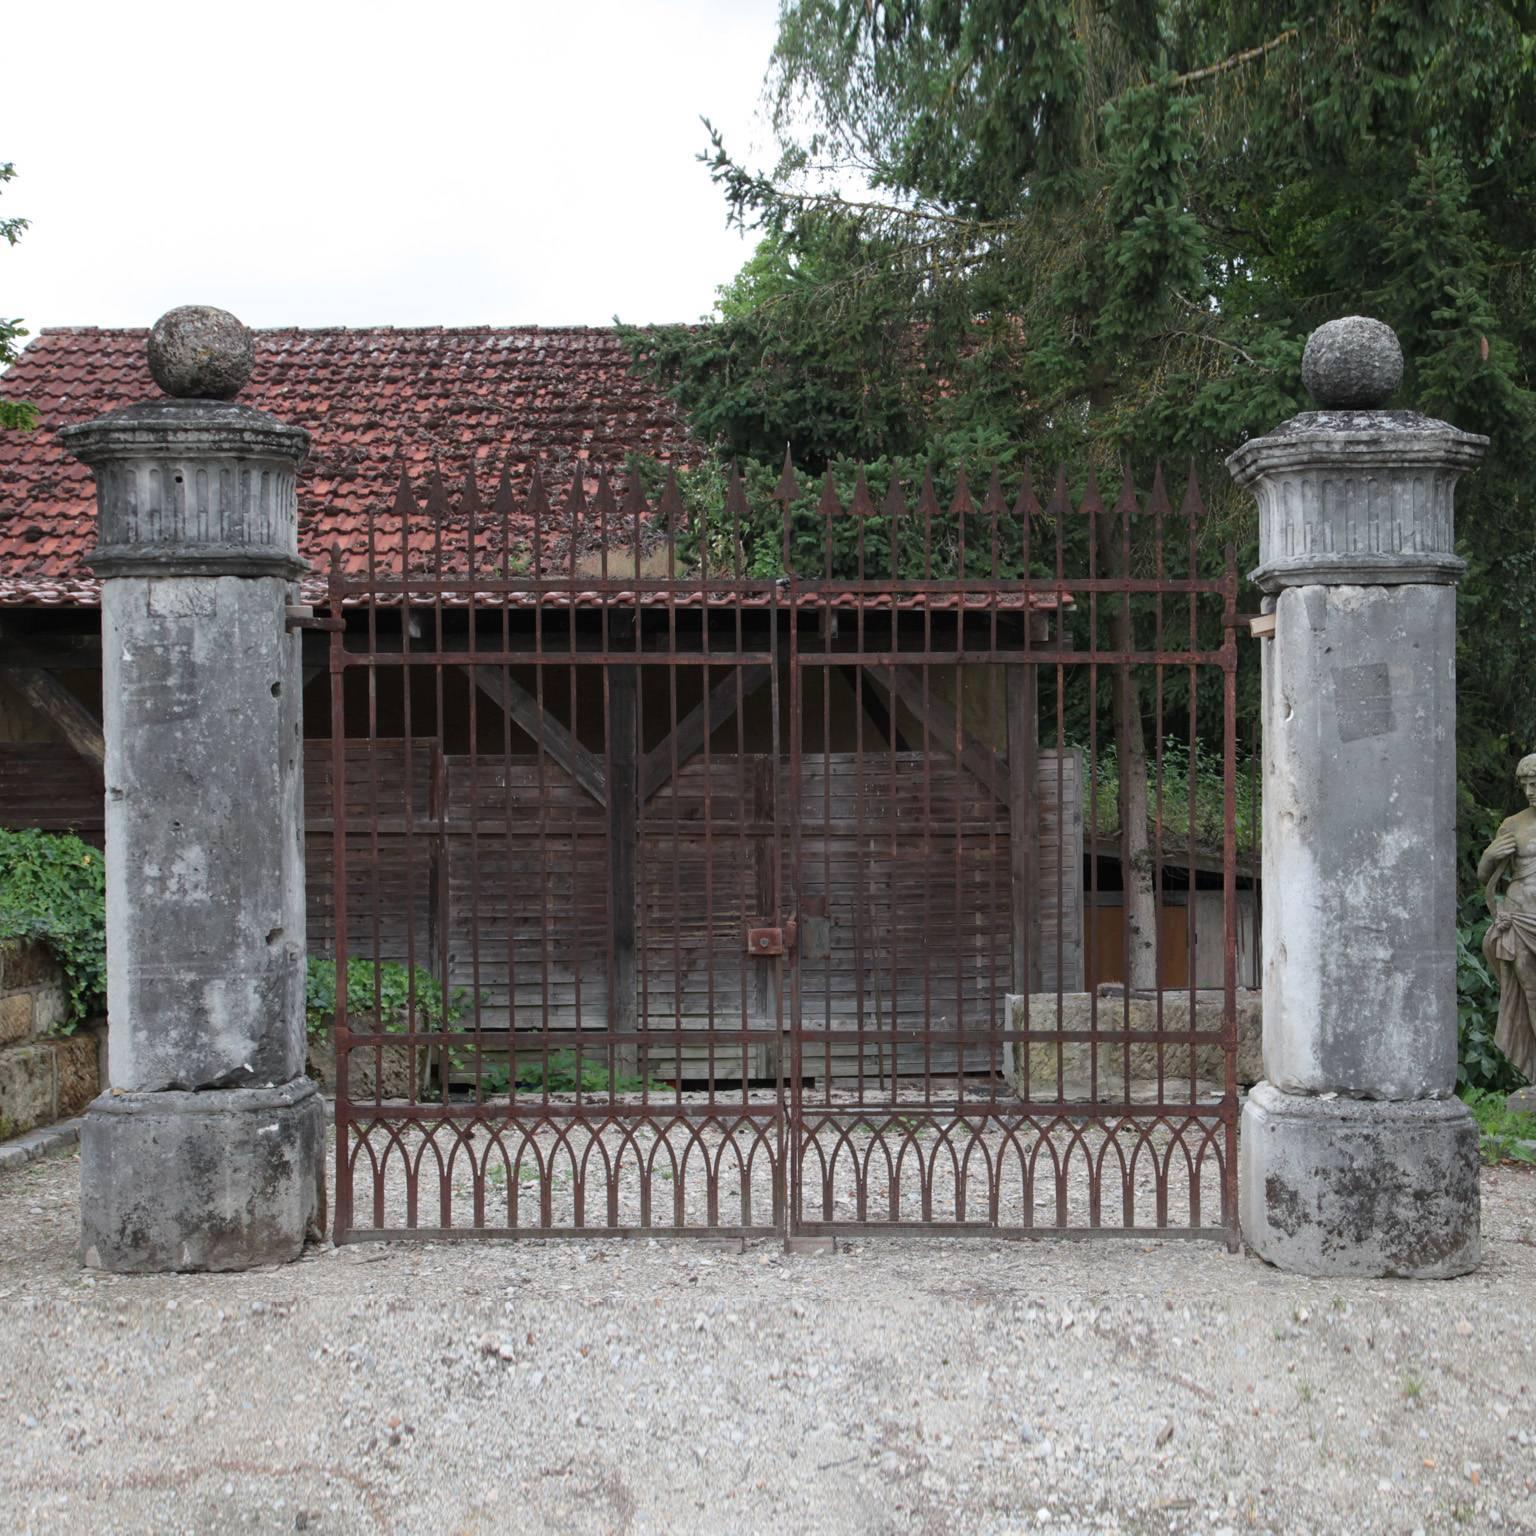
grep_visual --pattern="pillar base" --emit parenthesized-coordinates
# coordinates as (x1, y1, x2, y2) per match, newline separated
(80, 1078, 325, 1273)
(1239, 1081, 1480, 1278)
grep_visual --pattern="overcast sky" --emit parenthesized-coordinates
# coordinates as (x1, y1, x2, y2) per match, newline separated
(3, 0, 783, 337)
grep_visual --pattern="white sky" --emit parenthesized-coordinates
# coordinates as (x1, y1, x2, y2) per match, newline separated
(3, 0, 783, 336)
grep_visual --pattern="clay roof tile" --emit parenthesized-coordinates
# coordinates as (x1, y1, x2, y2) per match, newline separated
(0, 325, 698, 606)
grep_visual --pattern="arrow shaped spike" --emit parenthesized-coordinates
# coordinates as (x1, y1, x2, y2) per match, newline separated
(773, 445, 800, 503)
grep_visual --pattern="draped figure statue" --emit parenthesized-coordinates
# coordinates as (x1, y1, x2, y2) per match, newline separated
(1478, 753, 1536, 1082)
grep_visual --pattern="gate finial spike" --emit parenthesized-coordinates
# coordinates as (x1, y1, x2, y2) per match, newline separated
(849, 466, 876, 518)
(561, 470, 588, 571)
(492, 461, 517, 575)
(391, 464, 419, 519)
(773, 445, 800, 503)
(526, 463, 550, 577)
(1180, 461, 1205, 520)
(1013, 463, 1042, 522)
(459, 461, 484, 579)
(726, 462, 749, 519)
(917, 466, 940, 520)
(619, 466, 650, 526)
(460, 461, 484, 518)
(949, 467, 974, 514)
(1079, 466, 1105, 517)
(593, 465, 619, 527)
(981, 467, 1006, 518)
(593, 467, 619, 579)
(658, 466, 684, 534)
(817, 468, 843, 519)
(1147, 462, 1172, 519)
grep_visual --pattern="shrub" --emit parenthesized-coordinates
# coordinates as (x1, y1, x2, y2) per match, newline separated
(303, 956, 461, 1039)
(0, 828, 106, 1032)
(513, 1047, 666, 1095)
(1460, 1088, 1536, 1166)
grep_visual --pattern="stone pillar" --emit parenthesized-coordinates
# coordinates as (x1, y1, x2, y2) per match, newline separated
(1226, 316, 1486, 1278)
(62, 306, 324, 1272)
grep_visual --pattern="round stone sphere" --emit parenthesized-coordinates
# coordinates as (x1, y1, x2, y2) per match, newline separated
(147, 305, 255, 400)
(1300, 316, 1403, 409)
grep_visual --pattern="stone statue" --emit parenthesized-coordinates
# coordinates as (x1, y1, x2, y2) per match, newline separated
(1478, 754, 1536, 1082)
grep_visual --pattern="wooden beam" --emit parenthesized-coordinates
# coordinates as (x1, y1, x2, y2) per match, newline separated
(3, 668, 105, 770)
(639, 664, 772, 802)
(0, 633, 103, 669)
(862, 665, 1006, 795)
(839, 665, 906, 751)
(461, 667, 607, 807)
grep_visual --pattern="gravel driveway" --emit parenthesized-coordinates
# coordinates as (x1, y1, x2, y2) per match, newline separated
(1, 1150, 1533, 1536)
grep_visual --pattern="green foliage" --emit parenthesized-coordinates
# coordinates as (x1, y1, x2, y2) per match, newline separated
(1455, 899, 1527, 1093)
(303, 956, 462, 1039)
(513, 1048, 663, 1096)
(440, 1044, 665, 1096)
(0, 160, 36, 432)
(1087, 737, 1259, 856)
(0, 829, 106, 1032)
(1459, 1088, 1536, 1166)
(621, 0, 1536, 862)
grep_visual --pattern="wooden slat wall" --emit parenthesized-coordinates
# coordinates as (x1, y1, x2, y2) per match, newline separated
(305, 741, 437, 978)
(441, 755, 610, 1030)
(0, 745, 105, 847)
(788, 747, 1079, 1079)
(304, 741, 1085, 1082)
(636, 754, 775, 1078)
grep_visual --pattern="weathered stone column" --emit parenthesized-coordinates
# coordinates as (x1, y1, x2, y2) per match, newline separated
(62, 306, 323, 1272)
(1227, 317, 1485, 1277)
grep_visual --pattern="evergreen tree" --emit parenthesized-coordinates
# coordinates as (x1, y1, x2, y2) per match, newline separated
(623, 1, 1536, 882)
(0, 160, 36, 431)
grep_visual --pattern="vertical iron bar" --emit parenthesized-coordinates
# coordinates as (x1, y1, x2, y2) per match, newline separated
(1222, 539, 1240, 1249)
(328, 543, 352, 1240)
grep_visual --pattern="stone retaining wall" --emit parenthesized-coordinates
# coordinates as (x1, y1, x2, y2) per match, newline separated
(1008, 988, 1263, 1102)
(0, 939, 102, 1140)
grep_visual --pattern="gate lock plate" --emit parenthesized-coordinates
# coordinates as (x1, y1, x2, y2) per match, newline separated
(747, 923, 795, 957)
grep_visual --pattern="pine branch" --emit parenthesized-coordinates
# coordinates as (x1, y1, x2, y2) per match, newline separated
(1171, 29, 1299, 90)
(764, 186, 1020, 234)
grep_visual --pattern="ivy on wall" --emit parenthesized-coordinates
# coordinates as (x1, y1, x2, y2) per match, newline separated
(0, 828, 105, 1030)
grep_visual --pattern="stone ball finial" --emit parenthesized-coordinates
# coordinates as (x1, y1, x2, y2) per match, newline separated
(1301, 316, 1403, 409)
(147, 305, 255, 400)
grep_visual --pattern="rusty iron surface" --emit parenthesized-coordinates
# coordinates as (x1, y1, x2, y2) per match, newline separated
(323, 462, 1246, 1245)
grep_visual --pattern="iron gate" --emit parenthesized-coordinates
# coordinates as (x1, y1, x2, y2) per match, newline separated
(320, 462, 1245, 1244)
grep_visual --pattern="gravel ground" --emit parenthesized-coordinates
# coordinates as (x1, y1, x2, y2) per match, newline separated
(1, 1151, 1533, 1536)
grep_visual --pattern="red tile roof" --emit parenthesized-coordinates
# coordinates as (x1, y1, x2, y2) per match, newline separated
(0, 326, 699, 606)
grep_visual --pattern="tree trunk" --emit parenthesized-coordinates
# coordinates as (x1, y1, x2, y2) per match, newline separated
(1097, 516, 1157, 991)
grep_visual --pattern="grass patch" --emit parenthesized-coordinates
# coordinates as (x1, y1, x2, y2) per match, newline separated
(1460, 1087, 1536, 1166)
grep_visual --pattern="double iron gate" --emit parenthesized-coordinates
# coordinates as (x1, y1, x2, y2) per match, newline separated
(319, 462, 1244, 1244)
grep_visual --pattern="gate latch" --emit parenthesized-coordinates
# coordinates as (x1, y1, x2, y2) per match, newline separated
(747, 923, 796, 957)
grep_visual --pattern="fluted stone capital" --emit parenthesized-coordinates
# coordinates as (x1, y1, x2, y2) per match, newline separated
(1227, 409, 1488, 591)
(60, 399, 309, 580)
(1227, 315, 1488, 592)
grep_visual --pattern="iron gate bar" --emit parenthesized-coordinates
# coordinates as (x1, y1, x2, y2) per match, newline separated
(325, 458, 1244, 1246)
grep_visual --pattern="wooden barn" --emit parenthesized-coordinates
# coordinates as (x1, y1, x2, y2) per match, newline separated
(0, 325, 1253, 1088)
